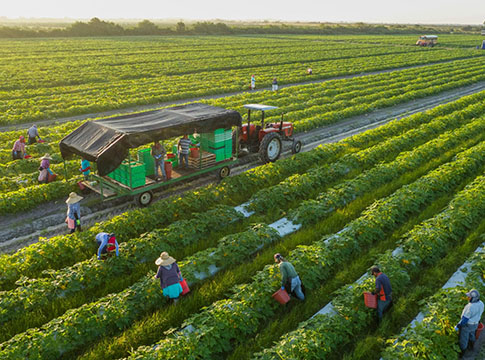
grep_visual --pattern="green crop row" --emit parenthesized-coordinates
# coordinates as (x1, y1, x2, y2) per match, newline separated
(256, 170, 485, 359)
(122, 130, 485, 359)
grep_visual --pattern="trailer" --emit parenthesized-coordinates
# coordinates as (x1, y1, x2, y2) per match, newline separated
(59, 103, 242, 206)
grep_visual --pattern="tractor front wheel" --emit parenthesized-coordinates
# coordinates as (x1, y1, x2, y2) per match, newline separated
(259, 132, 282, 163)
(291, 140, 302, 154)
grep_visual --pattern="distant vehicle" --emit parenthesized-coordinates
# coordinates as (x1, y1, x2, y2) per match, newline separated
(416, 35, 438, 47)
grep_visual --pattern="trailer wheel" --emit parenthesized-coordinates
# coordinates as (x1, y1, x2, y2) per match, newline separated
(259, 132, 282, 163)
(135, 191, 153, 207)
(218, 166, 230, 179)
(291, 140, 302, 154)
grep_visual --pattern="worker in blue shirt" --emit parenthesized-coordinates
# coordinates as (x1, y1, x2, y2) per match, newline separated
(96, 232, 119, 260)
(371, 266, 392, 322)
(456, 289, 485, 355)
(80, 158, 91, 180)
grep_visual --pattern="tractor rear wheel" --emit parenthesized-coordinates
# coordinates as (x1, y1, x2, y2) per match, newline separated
(259, 132, 282, 163)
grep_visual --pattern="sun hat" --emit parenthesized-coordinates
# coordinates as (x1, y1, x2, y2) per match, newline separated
(155, 252, 176, 266)
(466, 289, 480, 300)
(66, 192, 83, 204)
(40, 153, 53, 160)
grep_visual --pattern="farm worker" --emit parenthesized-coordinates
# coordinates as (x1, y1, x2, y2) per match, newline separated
(27, 124, 42, 144)
(307, 67, 313, 75)
(79, 158, 91, 181)
(250, 74, 256, 90)
(151, 141, 167, 181)
(455, 289, 484, 354)
(65, 192, 83, 234)
(371, 266, 392, 322)
(154, 252, 184, 303)
(177, 134, 191, 169)
(272, 77, 278, 91)
(96, 232, 119, 260)
(38, 153, 55, 184)
(274, 253, 305, 300)
(11, 135, 26, 160)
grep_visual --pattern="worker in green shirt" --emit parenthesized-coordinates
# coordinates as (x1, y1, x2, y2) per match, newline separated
(274, 253, 305, 300)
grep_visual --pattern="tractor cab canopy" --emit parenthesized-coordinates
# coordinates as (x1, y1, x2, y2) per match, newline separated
(59, 103, 242, 176)
(243, 104, 278, 112)
(419, 35, 438, 40)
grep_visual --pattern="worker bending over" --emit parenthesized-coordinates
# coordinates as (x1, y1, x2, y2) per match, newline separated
(96, 232, 119, 260)
(371, 266, 392, 321)
(274, 253, 305, 300)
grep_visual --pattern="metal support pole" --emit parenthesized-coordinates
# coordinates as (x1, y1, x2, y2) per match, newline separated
(128, 153, 132, 188)
(63, 160, 68, 182)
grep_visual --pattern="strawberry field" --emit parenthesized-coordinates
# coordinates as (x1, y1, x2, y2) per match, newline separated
(1, 34, 485, 360)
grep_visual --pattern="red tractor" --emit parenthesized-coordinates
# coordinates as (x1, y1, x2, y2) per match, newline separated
(233, 104, 302, 163)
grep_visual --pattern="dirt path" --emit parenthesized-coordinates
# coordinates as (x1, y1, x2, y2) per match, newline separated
(2, 79, 484, 254)
(0, 57, 469, 132)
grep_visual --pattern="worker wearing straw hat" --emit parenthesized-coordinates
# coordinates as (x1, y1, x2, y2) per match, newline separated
(154, 252, 184, 303)
(65, 192, 83, 234)
(38, 153, 55, 184)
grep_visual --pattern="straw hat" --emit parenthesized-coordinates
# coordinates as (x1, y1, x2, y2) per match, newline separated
(66, 192, 83, 204)
(155, 252, 176, 266)
(41, 153, 53, 160)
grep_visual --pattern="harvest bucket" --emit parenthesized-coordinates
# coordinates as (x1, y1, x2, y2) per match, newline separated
(476, 322, 484, 340)
(164, 161, 172, 180)
(167, 153, 175, 159)
(180, 278, 190, 296)
(24, 154, 32, 159)
(272, 288, 290, 305)
(48, 173, 57, 182)
(364, 292, 378, 309)
(38, 139, 45, 143)
(77, 181, 86, 190)
(190, 148, 199, 158)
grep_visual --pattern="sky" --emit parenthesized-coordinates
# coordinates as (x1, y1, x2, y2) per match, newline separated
(1, 0, 484, 25)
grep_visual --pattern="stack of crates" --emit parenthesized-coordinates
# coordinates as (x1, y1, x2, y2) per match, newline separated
(107, 161, 146, 188)
(137, 148, 155, 177)
(200, 128, 232, 162)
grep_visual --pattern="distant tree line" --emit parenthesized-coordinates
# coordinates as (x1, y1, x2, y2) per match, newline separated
(0, 17, 482, 38)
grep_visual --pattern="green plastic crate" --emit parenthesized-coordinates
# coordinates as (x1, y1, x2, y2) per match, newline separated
(138, 148, 155, 177)
(210, 148, 226, 162)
